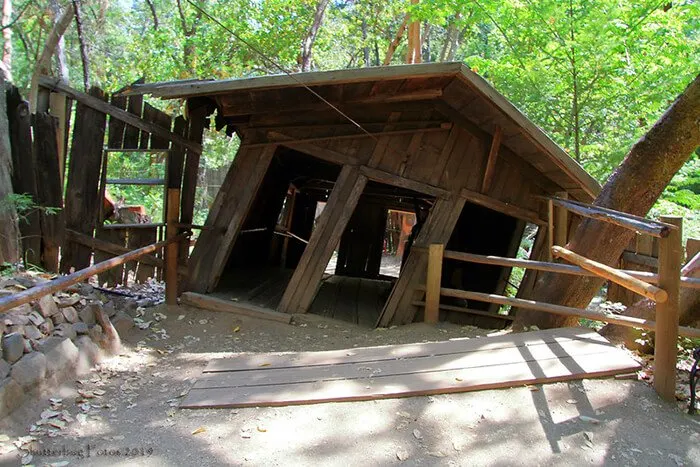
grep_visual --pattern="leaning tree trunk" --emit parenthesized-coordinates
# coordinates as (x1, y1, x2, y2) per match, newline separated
(299, 0, 331, 72)
(514, 74, 700, 330)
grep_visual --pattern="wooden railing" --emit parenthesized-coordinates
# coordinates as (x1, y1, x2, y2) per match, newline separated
(419, 197, 699, 402)
(0, 188, 186, 313)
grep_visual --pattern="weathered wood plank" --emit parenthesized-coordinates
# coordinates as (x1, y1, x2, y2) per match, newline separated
(6, 87, 41, 266)
(32, 112, 65, 272)
(359, 165, 450, 198)
(460, 188, 544, 226)
(61, 87, 108, 273)
(378, 196, 467, 326)
(186, 145, 277, 293)
(180, 292, 292, 323)
(37, 76, 202, 154)
(481, 126, 502, 193)
(278, 165, 368, 314)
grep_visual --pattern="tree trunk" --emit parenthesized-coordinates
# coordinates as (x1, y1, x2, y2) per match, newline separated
(383, 15, 409, 65)
(1, 0, 11, 81)
(29, 3, 74, 112)
(299, 0, 331, 72)
(0, 75, 20, 264)
(513, 74, 700, 330)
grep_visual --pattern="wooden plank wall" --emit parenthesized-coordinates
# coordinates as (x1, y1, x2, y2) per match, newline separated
(6, 86, 42, 266)
(61, 87, 108, 273)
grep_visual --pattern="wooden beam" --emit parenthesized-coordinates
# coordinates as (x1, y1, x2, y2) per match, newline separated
(278, 165, 368, 314)
(551, 246, 668, 303)
(554, 191, 568, 246)
(654, 216, 683, 401)
(0, 235, 186, 314)
(481, 125, 502, 193)
(537, 196, 676, 238)
(186, 146, 277, 293)
(412, 301, 514, 321)
(359, 165, 451, 198)
(280, 141, 358, 166)
(378, 196, 467, 326)
(38, 76, 202, 154)
(437, 287, 700, 339)
(180, 292, 292, 324)
(248, 125, 451, 148)
(460, 188, 545, 225)
(165, 188, 180, 306)
(424, 244, 444, 323)
(122, 62, 464, 98)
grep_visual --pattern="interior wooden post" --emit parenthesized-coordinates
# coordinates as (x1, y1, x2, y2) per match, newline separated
(547, 199, 554, 261)
(185, 145, 277, 293)
(654, 216, 682, 401)
(377, 196, 466, 326)
(165, 188, 180, 306)
(278, 165, 368, 314)
(424, 243, 444, 323)
(554, 191, 568, 246)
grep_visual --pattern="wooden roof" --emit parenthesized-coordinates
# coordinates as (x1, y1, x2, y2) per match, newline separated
(125, 63, 600, 200)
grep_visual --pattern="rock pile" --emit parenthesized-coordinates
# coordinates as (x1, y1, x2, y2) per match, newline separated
(0, 274, 138, 417)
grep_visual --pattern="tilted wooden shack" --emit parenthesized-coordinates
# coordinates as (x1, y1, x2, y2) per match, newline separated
(126, 62, 600, 327)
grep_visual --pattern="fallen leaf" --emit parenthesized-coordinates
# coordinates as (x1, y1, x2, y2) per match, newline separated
(396, 449, 409, 461)
(579, 415, 600, 424)
(233, 326, 241, 333)
(566, 399, 577, 404)
(455, 377, 463, 382)
(428, 451, 446, 458)
(192, 426, 206, 435)
(256, 425, 267, 433)
(259, 363, 271, 367)
(93, 389, 106, 396)
(413, 429, 423, 440)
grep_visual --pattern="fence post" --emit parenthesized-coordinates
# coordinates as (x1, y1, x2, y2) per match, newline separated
(165, 188, 181, 306)
(425, 243, 444, 323)
(654, 216, 682, 401)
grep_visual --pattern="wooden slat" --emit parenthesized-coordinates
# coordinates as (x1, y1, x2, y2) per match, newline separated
(193, 336, 625, 389)
(106, 178, 165, 185)
(205, 327, 604, 372)
(181, 292, 292, 324)
(180, 328, 639, 408)
(412, 301, 514, 322)
(38, 76, 202, 154)
(481, 125, 501, 193)
(424, 244, 444, 323)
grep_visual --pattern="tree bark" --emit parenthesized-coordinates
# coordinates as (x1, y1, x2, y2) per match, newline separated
(383, 15, 409, 65)
(299, 0, 331, 72)
(0, 75, 20, 264)
(1, 0, 11, 80)
(513, 74, 700, 330)
(29, 3, 74, 112)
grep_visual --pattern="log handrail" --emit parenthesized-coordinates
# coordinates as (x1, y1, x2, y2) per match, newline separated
(535, 195, 676, 238)
(551, 246, 668, 302)
(0, 233, 187, 314)
(411, 247, 700, 289)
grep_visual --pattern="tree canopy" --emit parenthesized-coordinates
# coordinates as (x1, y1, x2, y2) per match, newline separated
(4, 0, 699, 229)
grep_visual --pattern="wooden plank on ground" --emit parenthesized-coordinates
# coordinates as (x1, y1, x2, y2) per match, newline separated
(180, 292, 292, 324)
(205, 327, 604, 372)
(180, 328, 639, 408)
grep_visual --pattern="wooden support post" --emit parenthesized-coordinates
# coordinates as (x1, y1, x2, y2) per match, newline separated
(424, 243, 444, 323)
(654, 216, 682, 402)
(165, 188, 181, 306)
(554, 191, 568, 246)
(481, 126, 502, 193)
(547, 199, 554, 261)
(278, 165, 368, 314)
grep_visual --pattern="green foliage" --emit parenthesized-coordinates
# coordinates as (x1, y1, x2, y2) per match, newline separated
(9, 0, 698, 221)
(1, 193, 60, 223)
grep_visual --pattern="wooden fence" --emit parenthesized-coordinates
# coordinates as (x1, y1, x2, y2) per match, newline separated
(418, 197, 700, 402)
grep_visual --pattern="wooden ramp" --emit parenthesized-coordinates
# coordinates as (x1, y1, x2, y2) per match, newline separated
(180, 327, 640, 409)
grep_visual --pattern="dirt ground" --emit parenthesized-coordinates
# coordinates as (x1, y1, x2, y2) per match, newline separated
(0, 303, 698, 467)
